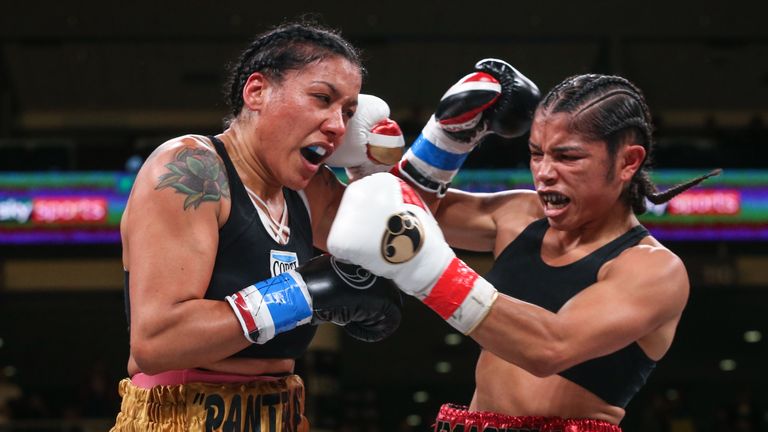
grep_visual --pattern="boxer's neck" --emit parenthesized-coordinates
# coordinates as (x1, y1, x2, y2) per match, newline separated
(216, 129, 283, 202)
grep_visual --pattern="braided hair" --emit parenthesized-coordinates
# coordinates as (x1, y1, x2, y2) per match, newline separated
(224, 21, 364, 120)
(538, 74, 719, 214)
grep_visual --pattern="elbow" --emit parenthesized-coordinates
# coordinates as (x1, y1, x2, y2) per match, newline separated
(522, 344, 569, 378)
(130, 335, 168, 375)
(526, 362, 560, 378)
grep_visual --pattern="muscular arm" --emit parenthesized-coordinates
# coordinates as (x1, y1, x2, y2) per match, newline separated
(434, 188, 542, 253)
(307, 166, 542, 254)
(305, 163, 545, 257)
(122, 137, 249, 374)
(469, 245, 690, 376)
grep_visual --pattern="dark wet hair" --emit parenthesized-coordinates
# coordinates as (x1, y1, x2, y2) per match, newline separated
(224, 21, 364, 119)
(538, 74, 719, 214)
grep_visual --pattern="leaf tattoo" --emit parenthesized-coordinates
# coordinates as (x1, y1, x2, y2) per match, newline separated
(156, 148, 231, 210)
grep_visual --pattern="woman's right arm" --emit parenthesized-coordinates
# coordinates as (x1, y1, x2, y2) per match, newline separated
(433, 188, 543, 253)
(303, 166, 543, 255)
(121, 137, 249, 375)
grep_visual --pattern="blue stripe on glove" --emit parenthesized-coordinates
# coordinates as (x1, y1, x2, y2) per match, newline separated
(410, 134, 470, 171)
(257, 273, 312, 335)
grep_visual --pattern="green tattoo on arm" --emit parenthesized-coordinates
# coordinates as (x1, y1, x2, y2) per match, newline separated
(156, 148, 231, 210)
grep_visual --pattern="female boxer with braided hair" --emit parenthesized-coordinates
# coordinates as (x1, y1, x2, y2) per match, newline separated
(112, 22, 406, 431)
(434, 74, 718, 430)
(537, 74, 718, 214)
(327, 73, 718, 431)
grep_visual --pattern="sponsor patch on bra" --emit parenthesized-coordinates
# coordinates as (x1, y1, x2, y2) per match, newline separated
(270, 250, 299, 276)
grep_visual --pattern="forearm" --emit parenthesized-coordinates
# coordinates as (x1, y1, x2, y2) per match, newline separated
(469, 294, 568, 377)
(131, 298, 249, 374)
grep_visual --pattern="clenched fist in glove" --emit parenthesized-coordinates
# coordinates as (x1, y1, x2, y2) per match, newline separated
(325, 94, 405, 182)
(394, 59, 540, 196)
(327, 172, 498, 334)
(227, 254, 402, 344)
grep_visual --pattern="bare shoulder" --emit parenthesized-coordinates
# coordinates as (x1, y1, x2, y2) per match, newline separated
(303, 165, 346, 215)
(602, 234, 690, 308)
(305, 165, 345, 198)
(138, 135, 230, 211)
(122, 135, 229, 270)
(289, 165, 346, 252)
(145, 134, 217, 164)
(492, 190, 545, 252)
(492, 189, 544, 225)
(627, 235, 686, 275)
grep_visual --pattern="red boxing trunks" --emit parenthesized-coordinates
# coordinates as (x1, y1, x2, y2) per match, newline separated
(434, 404, 622, 432)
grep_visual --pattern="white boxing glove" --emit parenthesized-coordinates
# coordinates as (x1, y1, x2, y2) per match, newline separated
(327, 172, 498, 334)
(325, 94, 405, 182)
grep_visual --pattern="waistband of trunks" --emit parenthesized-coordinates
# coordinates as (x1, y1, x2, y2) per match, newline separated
(112, 374, 308, 431)
(131, 368, 289, 388)
(434, 403, 622, 432)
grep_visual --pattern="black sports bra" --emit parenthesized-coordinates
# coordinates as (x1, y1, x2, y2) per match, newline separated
(484, 218, 656, 408)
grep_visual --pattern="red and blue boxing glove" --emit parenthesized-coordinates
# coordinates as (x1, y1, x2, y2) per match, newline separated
(394, 59, 540, 196)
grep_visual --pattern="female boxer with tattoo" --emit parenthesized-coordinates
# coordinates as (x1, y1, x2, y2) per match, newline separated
(328, 72, 718, 431)
(111, 22, 404, 431)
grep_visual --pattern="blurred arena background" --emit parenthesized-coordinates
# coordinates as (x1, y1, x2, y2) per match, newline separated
(0, 1, 767, 431)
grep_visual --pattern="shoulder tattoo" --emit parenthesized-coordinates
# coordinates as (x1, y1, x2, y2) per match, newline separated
(155, 147, 231, 210)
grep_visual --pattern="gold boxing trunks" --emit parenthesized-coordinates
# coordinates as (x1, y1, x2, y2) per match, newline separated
(434, 404, 622, 432)
(110, 374, 308, 432)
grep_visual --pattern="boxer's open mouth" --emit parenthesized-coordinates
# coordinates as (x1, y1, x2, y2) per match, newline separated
(540, 192, 570, 209)
(301, 145, 327, 165)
